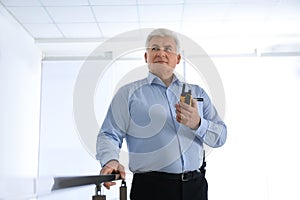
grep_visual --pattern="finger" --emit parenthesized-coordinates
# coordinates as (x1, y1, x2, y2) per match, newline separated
(178, 106, 189, 118)
(191, 99, 198, 109)
(179, 101, 191, 111)
(103, 181, 116, 190)
(175, 108, 181, 116)
(118, 165, 126, 180)
(175, 103, 181, 112)
(176, 113, 180, 119)
(175, 105, 182, 117)
(176, 114, 181, 123)
(181, 114, 185, 121)
(179, 113, 187, 123)
(100, 166, 114, 175)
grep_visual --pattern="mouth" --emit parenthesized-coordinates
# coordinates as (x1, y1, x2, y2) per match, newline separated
(154, 60, 167, 64)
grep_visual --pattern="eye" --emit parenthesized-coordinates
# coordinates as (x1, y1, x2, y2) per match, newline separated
(151, 47, 160, 52)
(164, 47, 173, 53)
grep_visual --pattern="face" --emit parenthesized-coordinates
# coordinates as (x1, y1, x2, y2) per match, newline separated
(144, 36, 181, 77)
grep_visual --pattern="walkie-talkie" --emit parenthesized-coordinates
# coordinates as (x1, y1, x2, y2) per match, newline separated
(180, 83, 192, 105)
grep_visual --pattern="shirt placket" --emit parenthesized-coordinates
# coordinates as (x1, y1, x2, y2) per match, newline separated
(165, 86, 186, 171)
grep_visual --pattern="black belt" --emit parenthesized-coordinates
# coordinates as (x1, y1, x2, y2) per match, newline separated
(135, 170, 202, 182)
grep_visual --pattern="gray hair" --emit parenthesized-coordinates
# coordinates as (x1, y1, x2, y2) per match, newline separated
(145, 28, 181, 53)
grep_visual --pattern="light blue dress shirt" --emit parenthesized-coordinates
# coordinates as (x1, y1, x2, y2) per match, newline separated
(96, 72, 227, 173)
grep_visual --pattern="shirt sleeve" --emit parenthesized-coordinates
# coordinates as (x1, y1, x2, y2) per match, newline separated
(96, 88, 130, 167)
(194, 89, 227, 148)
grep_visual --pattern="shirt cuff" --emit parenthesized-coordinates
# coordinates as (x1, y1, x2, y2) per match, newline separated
(194, 118, 209, 139)
(100, 154, 119, 168)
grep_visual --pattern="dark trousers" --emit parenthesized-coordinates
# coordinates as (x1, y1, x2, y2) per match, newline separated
(130, 172, 208, 200)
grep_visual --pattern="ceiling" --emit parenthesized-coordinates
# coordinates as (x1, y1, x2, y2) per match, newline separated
(1, 0, 300, 59)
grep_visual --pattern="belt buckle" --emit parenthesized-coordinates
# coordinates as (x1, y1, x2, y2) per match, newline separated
(181, 172, 189, 182)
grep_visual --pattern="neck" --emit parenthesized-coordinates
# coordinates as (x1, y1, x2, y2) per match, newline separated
(158, 73, 173, 87)
(149, 68, 174, 87)
(164, 76, 173, 87)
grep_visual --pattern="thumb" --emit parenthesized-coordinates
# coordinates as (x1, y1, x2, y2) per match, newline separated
(191, 98, 198, 108)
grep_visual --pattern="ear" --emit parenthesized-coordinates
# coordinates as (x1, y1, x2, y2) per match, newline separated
(176, 54, 181, 64)
(144, 52, 148, 63)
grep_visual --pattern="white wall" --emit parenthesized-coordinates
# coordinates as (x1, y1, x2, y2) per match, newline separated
(206, 56, 300, 200)
(37, 60, 138, 200)
(0, 4, 42, 199)
(38, 61, 102, 199)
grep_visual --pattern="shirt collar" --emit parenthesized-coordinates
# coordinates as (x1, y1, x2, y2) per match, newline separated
(147, 72, 180, 87)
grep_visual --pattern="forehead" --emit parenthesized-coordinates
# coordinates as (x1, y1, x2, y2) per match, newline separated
(148, 36, 177, 47)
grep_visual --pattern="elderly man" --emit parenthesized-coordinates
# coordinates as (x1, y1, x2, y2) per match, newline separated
(96, 28, 227, 200)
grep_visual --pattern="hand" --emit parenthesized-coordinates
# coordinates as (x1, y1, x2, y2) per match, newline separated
(100, 160, 126, 189)
(175, 99, 201, 130)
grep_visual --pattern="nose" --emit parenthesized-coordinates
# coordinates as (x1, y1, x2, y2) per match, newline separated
(156, 49, 166, 57)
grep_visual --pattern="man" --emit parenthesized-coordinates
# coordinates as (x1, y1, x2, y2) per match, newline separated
(96, 28, 227, 200)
